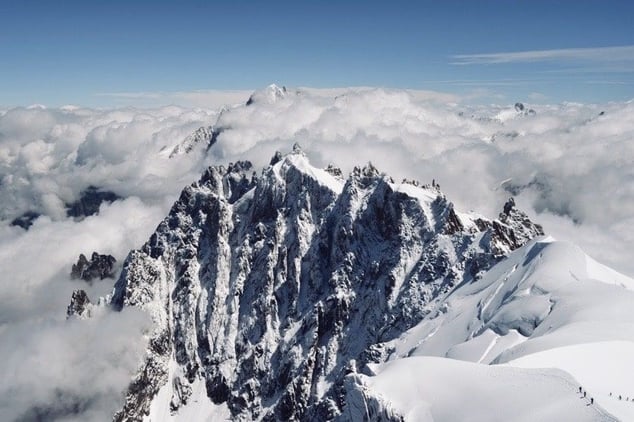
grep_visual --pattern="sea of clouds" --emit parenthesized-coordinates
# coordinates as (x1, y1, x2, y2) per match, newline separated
(0, 86, 632, 420)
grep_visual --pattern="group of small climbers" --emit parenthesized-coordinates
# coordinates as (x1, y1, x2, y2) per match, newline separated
(579, 387, 594, 405)
(609, 392, 634, 402)
(579, 386, 634, 405)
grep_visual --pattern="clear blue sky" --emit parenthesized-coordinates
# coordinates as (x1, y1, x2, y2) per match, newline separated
(1, 0, 633, 106)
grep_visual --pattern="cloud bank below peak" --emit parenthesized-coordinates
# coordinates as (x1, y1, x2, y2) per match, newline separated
(0, 86, 633, 419)
(2, 86, 633, 279)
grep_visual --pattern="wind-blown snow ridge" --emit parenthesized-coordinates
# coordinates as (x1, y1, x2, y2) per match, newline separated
(371, 237, 634, 420)
(106, 146, 544, 421)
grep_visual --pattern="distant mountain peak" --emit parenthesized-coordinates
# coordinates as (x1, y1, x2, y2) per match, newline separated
(246, 84, 289, 106)
(166, 125, 217, 158)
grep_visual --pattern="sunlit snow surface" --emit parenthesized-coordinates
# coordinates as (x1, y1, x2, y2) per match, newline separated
(363, 238, 634, 421)
(346, 356, 615, 422)
(509, 342, 634, 421)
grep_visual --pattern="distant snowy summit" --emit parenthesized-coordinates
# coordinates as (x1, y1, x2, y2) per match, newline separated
(164, 84, 292, 159)
(91, 145, 554, 421)
(246, 84, 289, 106)
(164, 125, 216, 158)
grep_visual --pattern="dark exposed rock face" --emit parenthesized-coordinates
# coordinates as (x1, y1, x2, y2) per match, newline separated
(10, 211, 41, 229)
(67, 289, 92, 319)
(71, 252, 117, 282)
(8, 187, 119, 228)
(108, 148, 543, 421)
(502, 176, 580, 223)
(514, 102, 536, 116)
(66, 186, 121, 218)
(474, 198, 544, 259)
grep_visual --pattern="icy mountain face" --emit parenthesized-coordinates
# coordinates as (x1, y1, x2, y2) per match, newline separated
(108, 148, 543, 421)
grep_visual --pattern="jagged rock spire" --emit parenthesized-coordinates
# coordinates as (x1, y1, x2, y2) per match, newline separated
(67, 289, 92, 319)
(71, 252, 117, 282)
(503, 197, 516, 215)
(270, 150, 283, 165)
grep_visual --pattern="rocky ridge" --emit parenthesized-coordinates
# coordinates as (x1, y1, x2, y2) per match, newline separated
(107, 146, 543, 421)
(71, 252, 117, 282)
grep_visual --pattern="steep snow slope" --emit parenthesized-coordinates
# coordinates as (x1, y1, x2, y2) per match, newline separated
(106, 146, 543, 421)
(509, 341, 634, 421)
(343, 356, 615, 422)
(389, 238, 634, 364)
(344, 237, 634, 420)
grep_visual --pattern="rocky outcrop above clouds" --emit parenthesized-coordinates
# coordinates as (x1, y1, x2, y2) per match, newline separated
(108, 146, 542, 420)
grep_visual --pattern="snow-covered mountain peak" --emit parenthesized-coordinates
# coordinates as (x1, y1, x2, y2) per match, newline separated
(259, 146, 346, 204)
(351, 162, 381, 181)
(163, 125, 215, 158)
(105, 149, 546, 421)
(246, 84, 288, 106)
